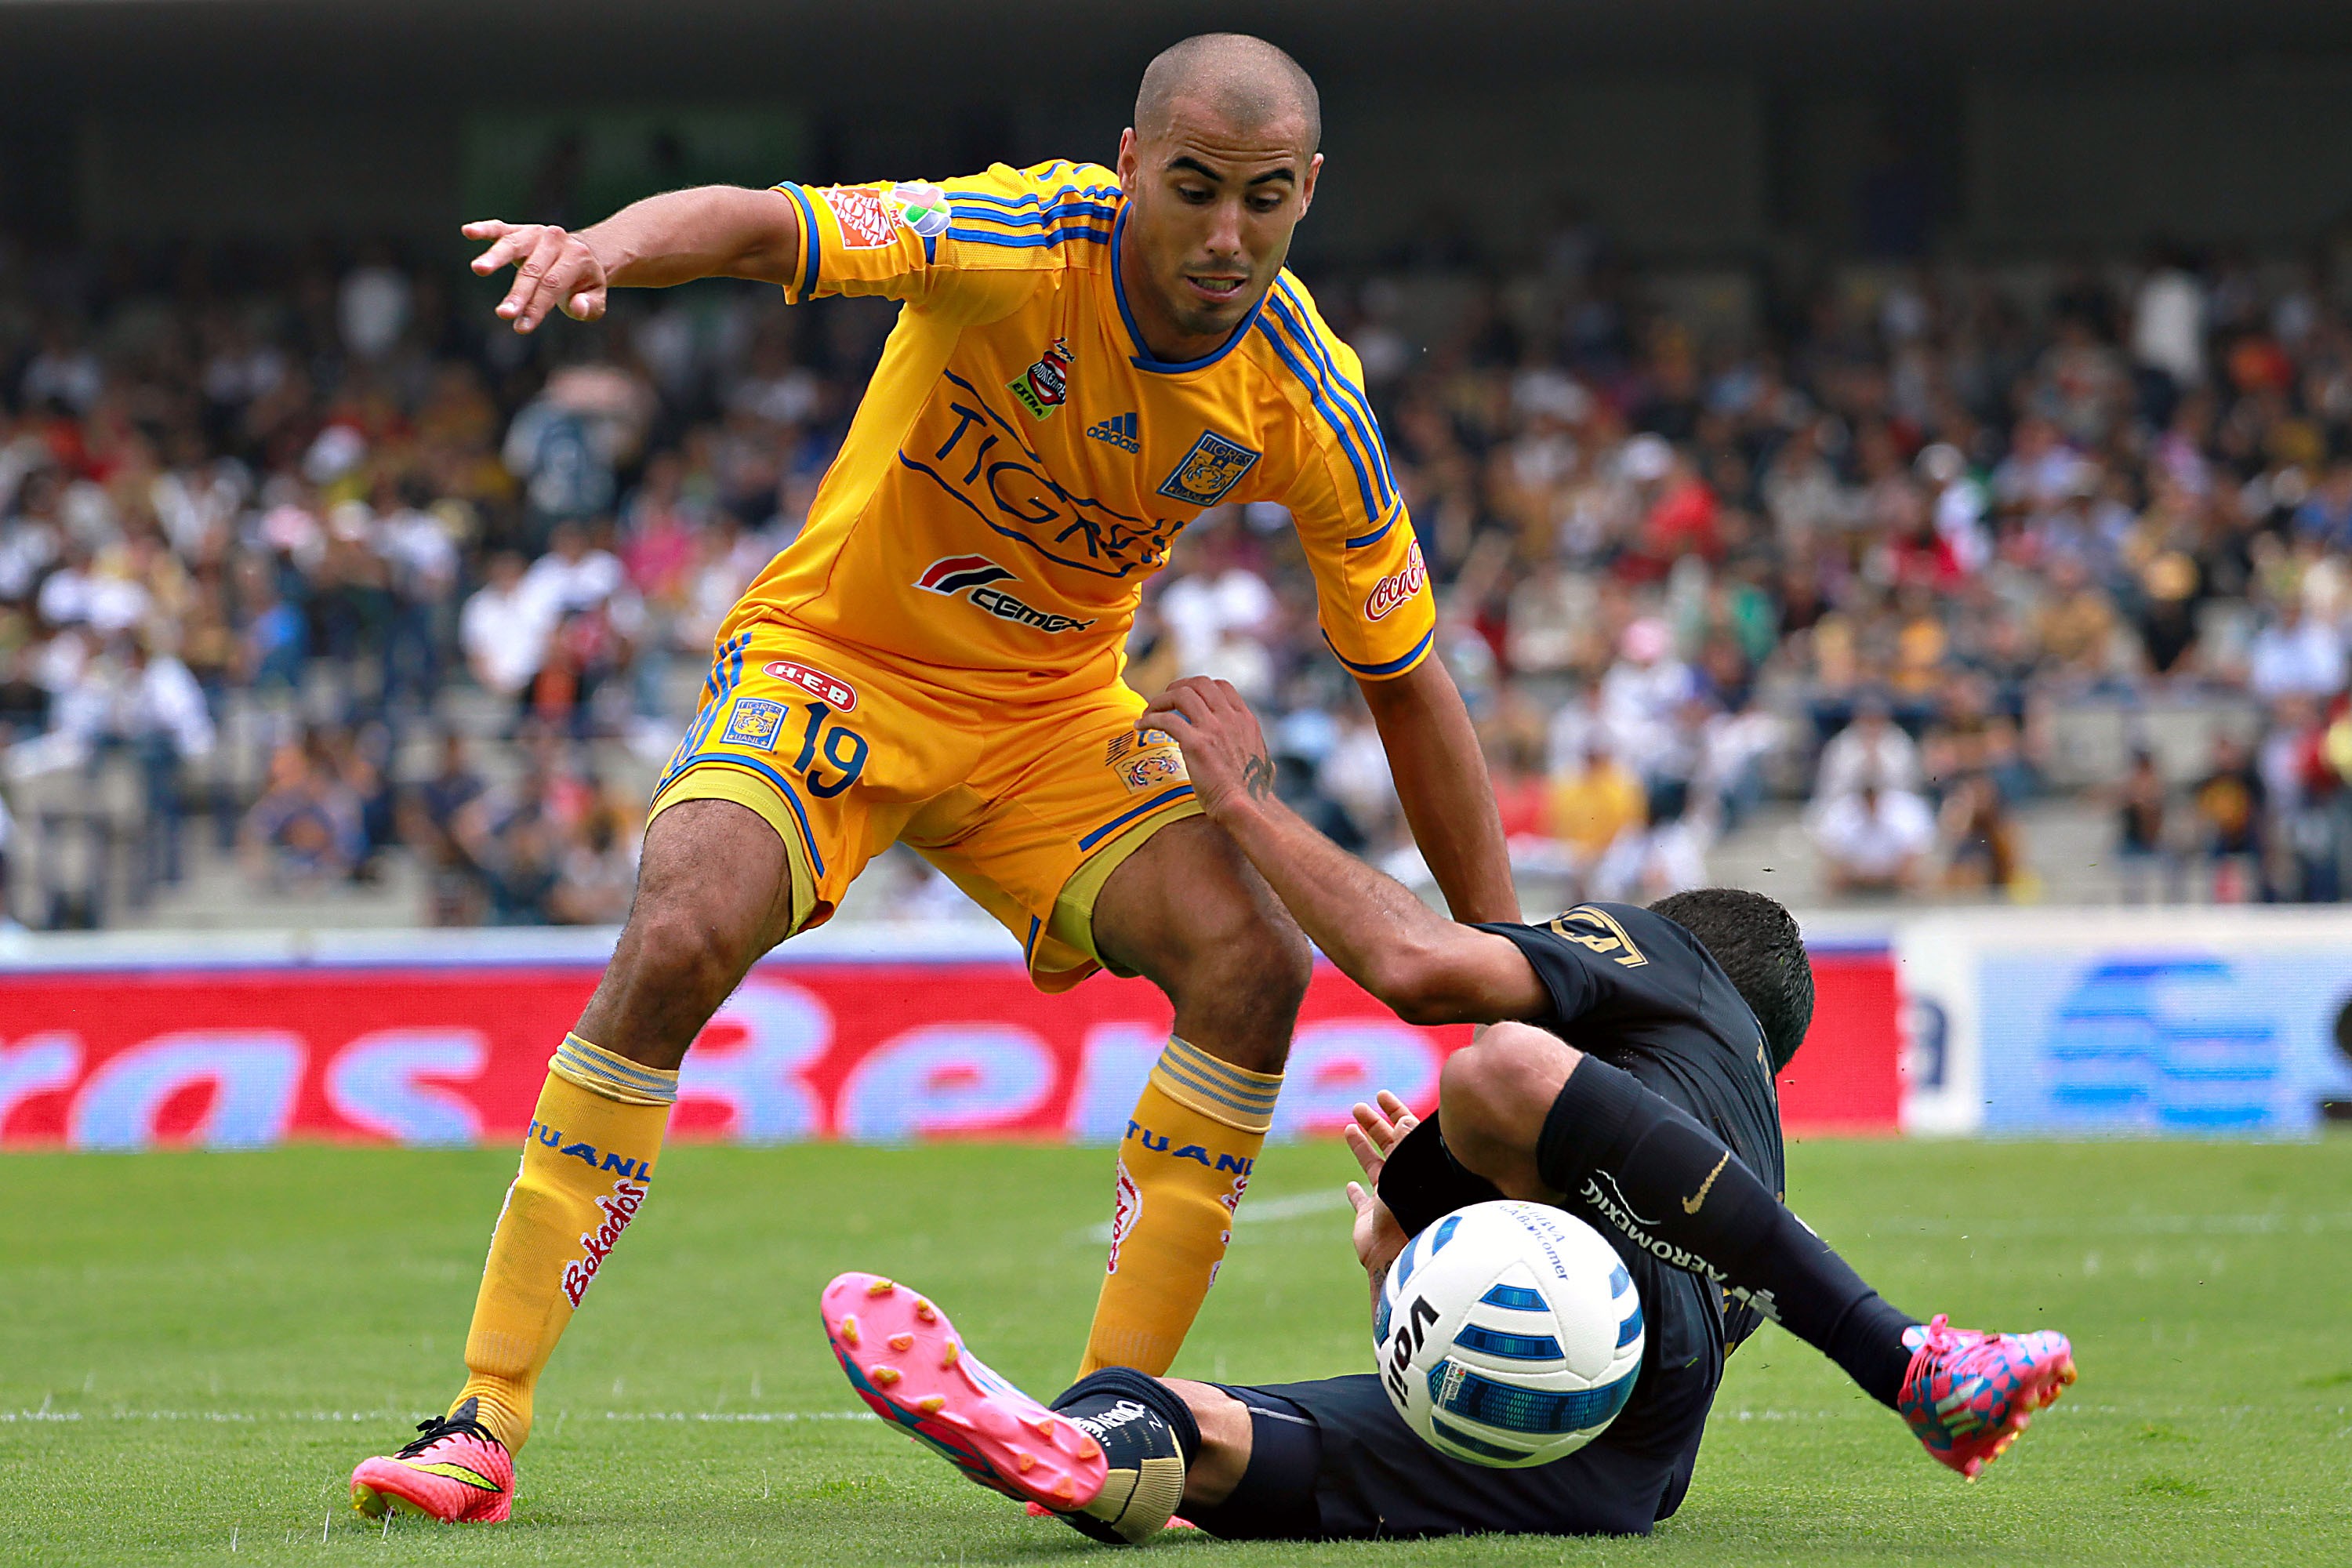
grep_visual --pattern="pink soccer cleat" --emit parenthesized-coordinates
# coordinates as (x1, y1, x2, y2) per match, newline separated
(349, 1398, 514, 1523)
(1897, 1315, 2077, 1479)
(821, 1272, 1109, 1514)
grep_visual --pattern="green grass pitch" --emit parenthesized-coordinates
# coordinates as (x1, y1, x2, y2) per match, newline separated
(2, 1135, 2347, 1565)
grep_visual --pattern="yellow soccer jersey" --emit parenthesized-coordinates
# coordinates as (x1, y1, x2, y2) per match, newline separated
(731, 159, 1433, 706)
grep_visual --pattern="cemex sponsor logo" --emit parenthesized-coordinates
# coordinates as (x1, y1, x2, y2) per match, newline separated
(823, 186, 900, 249)
(916, 555, 1098, 635)
(764, 659, 858, 711)
(1086, 412, 1140, 452)
(529, 1119, 655, 1183)
(1577, 1173, 1730, 1287)
(1105, 1158, 1141, 1275)
(1363, 541, 1427, 622)
(561, 1178, 648, 1308)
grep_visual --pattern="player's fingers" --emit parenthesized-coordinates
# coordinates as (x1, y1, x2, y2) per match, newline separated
(462, 218, 519, 243)
(564, 287, 606, 322)
(499, 229, 569, 324)
(472, 224, 547, 277)
(1376, 1089, 1413, 1122)
(1139, 697, 1190, 731)
(1342, 1124, 1385, 1181)
(1345, 1180, 1370, 1214)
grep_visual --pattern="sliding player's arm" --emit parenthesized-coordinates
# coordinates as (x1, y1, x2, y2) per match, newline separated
(465, 186, 804, 332)
(1142, 675, 1544, 1025)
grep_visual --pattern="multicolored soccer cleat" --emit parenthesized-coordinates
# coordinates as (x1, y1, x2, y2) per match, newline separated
(349, 1398, 514, 1523)
(1897, 1314, 2077, 1479)
(821, 1272, 1109, 1514)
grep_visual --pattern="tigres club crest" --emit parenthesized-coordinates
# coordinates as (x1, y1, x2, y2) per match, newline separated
(1008, 338, 1073, 419)
(1157, 430, 1261, 507)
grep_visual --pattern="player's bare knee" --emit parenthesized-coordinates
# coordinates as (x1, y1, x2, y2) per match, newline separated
(1176, 909, 1309, 1066)
(1439, 1025, 1577, 1196)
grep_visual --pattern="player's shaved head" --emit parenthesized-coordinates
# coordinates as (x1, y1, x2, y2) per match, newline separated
(1135, 33, 1320, 152)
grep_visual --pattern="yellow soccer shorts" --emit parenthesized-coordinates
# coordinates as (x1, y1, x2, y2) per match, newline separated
(646, 622, 1203, 991)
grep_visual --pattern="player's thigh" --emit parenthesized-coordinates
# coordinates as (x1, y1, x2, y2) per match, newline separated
(577, 798, 798, 1068)
(1091, 813, 1309, 993)
(1439, 1022, 1583, 1198)
(1244, 1375, 1668, 1539)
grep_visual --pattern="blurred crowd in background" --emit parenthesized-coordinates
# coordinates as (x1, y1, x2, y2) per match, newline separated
(7, 207, 2352, 928)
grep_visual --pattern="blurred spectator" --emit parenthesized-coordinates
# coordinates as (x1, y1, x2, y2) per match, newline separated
(550, 799, 638, 925)
(1812, 777, 1936, 896)
(399, 730, 488, 925)
(1817, 699, 1922, 800)
(1544, 737, 1647, 878)
(2113, 748, 2178, 903)
(462, 550, 553, 714)
(2246, 598, 2346, 701)
(1938, 772, 2024, 894)
(241, 741, 364, 891)
(2192, 731, 2267, 902)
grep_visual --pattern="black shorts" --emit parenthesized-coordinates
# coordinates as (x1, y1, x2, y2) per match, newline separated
(1190, 1375, 1697, 1541)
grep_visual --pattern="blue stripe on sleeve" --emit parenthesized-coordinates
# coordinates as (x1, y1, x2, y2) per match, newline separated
(1269, 285, 1396, 506)
(953, 183, 1122, 211)
(1253, 318, 1380, 522)
(949, 201, 1120, 228)
(775, 183, 822, 299)
(945, 227, 1111, 249)
(1344, 512, 1397, 550)
(1324, 626, 1434, 678)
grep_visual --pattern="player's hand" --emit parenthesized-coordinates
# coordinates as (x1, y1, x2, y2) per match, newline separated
(1140, 676, 1276, 825)
(1343, 1091, 1417, 1290)
(463, 220, 610, 332)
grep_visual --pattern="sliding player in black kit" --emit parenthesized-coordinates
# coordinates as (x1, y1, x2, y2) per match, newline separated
(823, 677, 2074, 1542)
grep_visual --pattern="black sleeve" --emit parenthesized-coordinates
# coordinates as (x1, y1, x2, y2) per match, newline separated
(1475, 904, 1718, 1035)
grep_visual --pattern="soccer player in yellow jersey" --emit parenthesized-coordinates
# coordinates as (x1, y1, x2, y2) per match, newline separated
(350, 33, 1516, 1523)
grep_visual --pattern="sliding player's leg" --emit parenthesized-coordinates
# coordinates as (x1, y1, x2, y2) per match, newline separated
(826, 1269, 1678, 1544)
(1439, 1025, 2074, 1478)
(821, 1270, 1303, 1543)
(350, 798, 804, 1522)
(1076, 818, 1312, 1377)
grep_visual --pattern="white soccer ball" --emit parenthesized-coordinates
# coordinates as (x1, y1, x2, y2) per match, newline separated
(1373, 1199, 1644, 1468)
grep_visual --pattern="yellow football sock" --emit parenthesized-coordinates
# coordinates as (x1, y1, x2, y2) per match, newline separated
(452, 1034, 676, 1450)
(1077, 1037, 1280, 1377)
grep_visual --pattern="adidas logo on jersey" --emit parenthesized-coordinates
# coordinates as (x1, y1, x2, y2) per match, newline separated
(1087, 412, 1140, 452)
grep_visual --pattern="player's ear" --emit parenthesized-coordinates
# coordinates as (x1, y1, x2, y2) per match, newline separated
(1298, 152, 1323, 217)
(1116, 128, 1140, 187)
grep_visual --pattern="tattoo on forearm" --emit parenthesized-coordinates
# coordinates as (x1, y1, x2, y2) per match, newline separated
(1241, 753, 1276, 801)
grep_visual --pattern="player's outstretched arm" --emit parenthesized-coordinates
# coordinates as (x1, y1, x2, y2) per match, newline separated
(1142, 677, 1544, 1025)
(464, 185, 803, 333)
(1356, 658, 1519, 925)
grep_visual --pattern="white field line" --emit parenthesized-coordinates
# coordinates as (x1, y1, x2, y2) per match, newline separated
(1075, 1201, 2352, 1249)
(0, 1407, 876, 1425)
(1073, 1185, 1352, 1245)
(1854, 1212, 2352, 1240)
